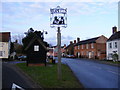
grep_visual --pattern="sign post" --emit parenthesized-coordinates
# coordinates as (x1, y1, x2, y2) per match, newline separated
(50, 6, 67, 80)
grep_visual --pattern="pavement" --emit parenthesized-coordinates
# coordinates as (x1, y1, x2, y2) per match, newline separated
(61, 58, 120, 88)
(2, 61, 41, 89)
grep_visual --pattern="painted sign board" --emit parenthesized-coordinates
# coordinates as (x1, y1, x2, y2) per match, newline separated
(50, 6, 67, 28)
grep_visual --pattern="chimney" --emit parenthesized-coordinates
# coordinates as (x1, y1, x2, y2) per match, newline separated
(70, 41, 73, 44)
(77, 37, 80, 42)
(112, 26, 117, 34)
(74, 40, 76, 44)
(64, 44, 66, 48)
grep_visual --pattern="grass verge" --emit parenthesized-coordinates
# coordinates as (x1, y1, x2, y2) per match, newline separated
(16, 63, 83, 88)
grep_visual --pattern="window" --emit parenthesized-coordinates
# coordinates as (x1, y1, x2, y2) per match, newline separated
(34, 45, 39, 51)
(114, 42, 117, 48)
(98, 52, 100, 56)
(82, 45, 84, 49)
(78, 45, 80, 49)
(92, 51, 94, 57)
(86, 44, 89, 49)
(0, 43, 3, 47)
(78, 52, 80, 56)
(109, 43, 112, 49)
(81, 51, 83, 55)
(91, 43, 94, 48)
(108, 53, 112, 58)
(0, 51, 3, 56)
(86, 51, 89, 57)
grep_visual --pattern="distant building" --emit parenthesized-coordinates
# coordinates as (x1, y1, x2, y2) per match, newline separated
(47, 45, 66, 57)
(0, 32, 11, 60)
(106, 26, 120, 61)
(74, 35, 108, 60)
(65, 38, 79, 56)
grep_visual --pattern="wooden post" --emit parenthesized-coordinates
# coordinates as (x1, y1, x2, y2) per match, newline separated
(57, 27, 62, 80)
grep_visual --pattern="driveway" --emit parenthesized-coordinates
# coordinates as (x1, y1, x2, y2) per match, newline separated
(61, 58, 120, 88)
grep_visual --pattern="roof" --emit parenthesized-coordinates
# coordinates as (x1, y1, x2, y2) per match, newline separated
(65, 43, 74, 49)
(75, 37, 99, 46)
(0, 32, 11, 42)
(107, 31, 120, 41)
(25, 34, 47, 51)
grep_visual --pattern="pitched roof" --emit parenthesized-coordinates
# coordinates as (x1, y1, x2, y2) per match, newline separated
(75, 37, 99, 46)
(24, 34, 47, 51)
(65, 43, 74, 49)
(0, 32, 11, 42)
(107, 31, 120, 41)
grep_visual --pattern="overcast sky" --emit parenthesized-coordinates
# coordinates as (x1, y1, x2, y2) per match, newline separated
(1, 0, 119, 46)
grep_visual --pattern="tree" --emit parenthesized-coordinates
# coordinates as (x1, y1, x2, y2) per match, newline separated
(112, 51, 119, 62)
(10, 42, 14, 54)
(12, 34, 24, 44)
(22, 28, 49, 51)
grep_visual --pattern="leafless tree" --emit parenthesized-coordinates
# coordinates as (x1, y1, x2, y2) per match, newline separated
(12, 34, 24, 44)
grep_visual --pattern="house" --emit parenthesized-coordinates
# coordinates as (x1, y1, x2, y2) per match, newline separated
(106, 26, 120, 61)
(74, 35, 108, 60)
(0, 32, 11, 60)
(65, 38, 80, 56)
(47, 45, 66, 57)
(24, 34, 48, 66)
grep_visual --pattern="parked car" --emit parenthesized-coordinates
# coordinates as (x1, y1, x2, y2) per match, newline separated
(18, 55, 27, 61)
(66, 55, 75, 58)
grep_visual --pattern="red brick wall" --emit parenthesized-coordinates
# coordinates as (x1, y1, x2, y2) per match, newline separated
(74, 43, 106, 60)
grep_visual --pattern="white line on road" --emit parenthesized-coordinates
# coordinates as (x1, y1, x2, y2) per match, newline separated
(108, 70, 120, 76)
(92, 66, 102, 70)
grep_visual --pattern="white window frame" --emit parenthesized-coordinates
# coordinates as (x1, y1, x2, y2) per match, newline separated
(86, 44, 89, 49)
(34, 45, 39, 51)
(114, 42, 117, 48)
(109, 43, 112, 49)
(91, 43, 94, 48)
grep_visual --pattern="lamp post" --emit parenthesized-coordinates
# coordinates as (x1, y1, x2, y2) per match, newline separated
(50, 6, 67, 80)
(42, 30, 48, 40)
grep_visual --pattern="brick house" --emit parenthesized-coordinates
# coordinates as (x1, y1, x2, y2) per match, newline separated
(74, 35, 108, 60)
(65, 38, 80, 56)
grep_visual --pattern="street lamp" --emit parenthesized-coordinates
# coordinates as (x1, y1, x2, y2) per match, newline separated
(50, 6, 67, 80)
(42, 30, 48, 40)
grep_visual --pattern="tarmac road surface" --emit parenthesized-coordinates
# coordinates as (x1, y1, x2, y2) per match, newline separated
(2, 62, 41, 89)
(61, 58, 120, 88)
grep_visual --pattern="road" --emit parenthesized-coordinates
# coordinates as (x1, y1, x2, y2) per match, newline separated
(2, 61, 40, 89)
(61, 58, 120, 88)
